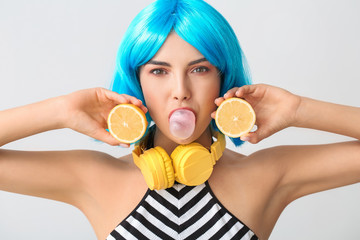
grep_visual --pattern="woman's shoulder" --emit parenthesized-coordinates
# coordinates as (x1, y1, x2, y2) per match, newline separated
(67, 149, 146, 202)
(216, 147, 269, 170)
(211, 146, 288, 205)
(68, 149, 140, 179)
(54, 149, 141, 193)
(67, 150, 148, 238)
(210, 147, 289, 239)
(63, 149, 135, 168)
(218, 146, 291, 171)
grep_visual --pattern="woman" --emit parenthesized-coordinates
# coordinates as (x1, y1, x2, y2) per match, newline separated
(1, 0, 359, 239)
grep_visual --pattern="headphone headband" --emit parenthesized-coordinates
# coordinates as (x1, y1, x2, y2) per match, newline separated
(133, 132, 226, 167)
(132, 132, 226, 189)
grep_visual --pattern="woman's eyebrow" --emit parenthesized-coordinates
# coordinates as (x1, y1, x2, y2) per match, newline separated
(146, 60, 171, 67)
(188, 57, 207, 66)
(145, 57, 208, 67)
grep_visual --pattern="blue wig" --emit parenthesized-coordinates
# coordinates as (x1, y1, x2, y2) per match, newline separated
(110, 0, 252, 146)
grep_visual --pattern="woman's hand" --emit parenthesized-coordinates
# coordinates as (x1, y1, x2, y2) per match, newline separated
(64, 88, 147, 146)
(212, 84, 301, 143)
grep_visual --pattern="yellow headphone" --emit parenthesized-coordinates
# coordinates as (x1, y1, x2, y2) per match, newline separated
(132, 132, 226, 190)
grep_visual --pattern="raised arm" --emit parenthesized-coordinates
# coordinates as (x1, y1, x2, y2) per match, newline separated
(294, 96, 360, 140)
(213, 84, 360, 202)
(0, 88, 147, 204)
(213, 83, 360, 143)
(0, 88, 147, 147)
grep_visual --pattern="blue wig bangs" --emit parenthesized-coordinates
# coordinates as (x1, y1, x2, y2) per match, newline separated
(173, 0, 251, 97)
(110, 0, 252, 146)
(111, 0, 178, 121)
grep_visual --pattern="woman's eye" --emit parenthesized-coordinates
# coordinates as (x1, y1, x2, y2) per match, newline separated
(192, 66, 209, 73)
(151, 69, 166, 75)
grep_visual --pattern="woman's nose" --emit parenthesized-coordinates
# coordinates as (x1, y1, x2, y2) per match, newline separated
(172, 74, 191, 101)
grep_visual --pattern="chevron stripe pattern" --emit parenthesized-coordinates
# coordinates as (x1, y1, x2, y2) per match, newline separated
(107, 182, 258, 240)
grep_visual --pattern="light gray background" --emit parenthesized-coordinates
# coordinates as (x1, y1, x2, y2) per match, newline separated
(0, 0, 359, 239)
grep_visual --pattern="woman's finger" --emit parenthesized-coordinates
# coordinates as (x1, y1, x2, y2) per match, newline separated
(234, 84, 257, 98)
(240, 123, 272, 144)
(223, 87, 239, 99)
(91, 128, 129, 147)
(101, 88, 129, 104)
(127, 96, 148, 114)
(216, 84, 259, 105)
(214, 97, 225, 106)
(94, 129, 120, 146)
(241, 131, 261, 144)
(103, 89, 148, 114)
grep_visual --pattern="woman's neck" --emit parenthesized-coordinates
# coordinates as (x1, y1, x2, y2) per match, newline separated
(153, 127, 213, 155)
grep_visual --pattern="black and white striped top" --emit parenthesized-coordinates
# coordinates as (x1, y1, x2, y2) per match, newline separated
(107, 182, 258, 240)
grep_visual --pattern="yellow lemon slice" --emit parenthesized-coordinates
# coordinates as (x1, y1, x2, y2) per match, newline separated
(215, 98, 256, 138)
(107, 104, 148, 143)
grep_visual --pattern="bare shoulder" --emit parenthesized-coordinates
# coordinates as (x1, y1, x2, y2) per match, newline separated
(0, 148, 139, 208)
(212, 145, 301, 202)
(64, 149, 142, 197)
(16, 149, 149, 240)
(65, 149, 135, 176)
(209, 147, 290, 239)
(213, 146, 285, 181)
(210, 142, 360, 240)
(41, 149, 137, 189)
(69, 150, 148, 239)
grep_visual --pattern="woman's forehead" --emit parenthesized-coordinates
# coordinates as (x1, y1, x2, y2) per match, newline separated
(151, 32, 205, 61)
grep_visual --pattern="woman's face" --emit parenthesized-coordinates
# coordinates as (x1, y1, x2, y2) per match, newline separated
(139, 32, 221, 144)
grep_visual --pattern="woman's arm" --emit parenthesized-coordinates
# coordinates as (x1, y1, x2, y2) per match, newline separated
(294, 96, 360, 140)
(213, 84, 360, 202)
(0, 88, 147, 204)
(277, 95, 360, 201)
(0, 88, 147, 147)
(0, 95, 66, 147)
(214, 83, 360, 143)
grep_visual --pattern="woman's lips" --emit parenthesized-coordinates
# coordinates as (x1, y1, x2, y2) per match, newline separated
(168, 107, 196, 121)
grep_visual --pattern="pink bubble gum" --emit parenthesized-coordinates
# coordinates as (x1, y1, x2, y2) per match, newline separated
(169, 109, 195, 140)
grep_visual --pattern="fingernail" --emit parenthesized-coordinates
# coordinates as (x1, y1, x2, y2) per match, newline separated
(119, 143, 129, 148)
(240, 136, 250, 142)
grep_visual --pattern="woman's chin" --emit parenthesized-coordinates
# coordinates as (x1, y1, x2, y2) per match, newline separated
(171, 136, 194, 145)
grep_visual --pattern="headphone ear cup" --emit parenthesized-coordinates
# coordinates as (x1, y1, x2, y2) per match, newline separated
(171, 143, 214, 186)
(154, 146, 175, 189)
(140, 147, 175, 190)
